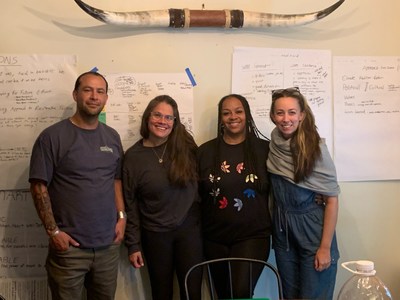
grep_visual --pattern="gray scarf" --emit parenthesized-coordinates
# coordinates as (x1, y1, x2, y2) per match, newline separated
(267, 128, 340, 196)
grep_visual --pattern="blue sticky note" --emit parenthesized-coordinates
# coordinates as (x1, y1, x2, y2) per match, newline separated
(91, 67, 99, 72)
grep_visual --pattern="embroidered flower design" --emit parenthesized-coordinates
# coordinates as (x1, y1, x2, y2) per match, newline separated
(245, 174, 258, 183)
(210, 188, 220, 197)
(243, 188, 256, 198)
(208, 174, 221, 183)
(221, 161, 230, 173)
(234, 198, 243, 211)
(219, 197, 228, 209)
(236, 162, 244, 174)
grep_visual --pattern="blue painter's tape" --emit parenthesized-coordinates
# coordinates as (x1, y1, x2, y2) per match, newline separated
(91, 67, 99, 72)
(185, 68, 197, 86)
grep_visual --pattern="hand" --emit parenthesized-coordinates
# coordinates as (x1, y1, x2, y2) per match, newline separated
(315, 193, 325, 205)
(113, 218, 126, 244)
(314, 246, 332, 272)
(129, 251, 144, 268)
(50, 231, 80, 251)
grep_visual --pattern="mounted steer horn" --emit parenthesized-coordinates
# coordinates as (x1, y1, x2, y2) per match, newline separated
(74, 0, 345, 29)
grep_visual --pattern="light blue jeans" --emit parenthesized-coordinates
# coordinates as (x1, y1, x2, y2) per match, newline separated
(46, 243, 120, 300)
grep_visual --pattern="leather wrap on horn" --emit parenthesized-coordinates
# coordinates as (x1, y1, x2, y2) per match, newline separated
(74, 0, 345, 28)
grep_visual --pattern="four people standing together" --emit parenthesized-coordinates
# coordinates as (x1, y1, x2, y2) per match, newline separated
(29, 71, 339, 300)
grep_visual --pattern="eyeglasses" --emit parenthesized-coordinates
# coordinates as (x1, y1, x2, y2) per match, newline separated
(150, 111, 176, 122)
(271, 87, 301, 100)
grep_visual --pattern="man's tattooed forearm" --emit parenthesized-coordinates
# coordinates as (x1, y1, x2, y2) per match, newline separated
(31, 183, 57, 232)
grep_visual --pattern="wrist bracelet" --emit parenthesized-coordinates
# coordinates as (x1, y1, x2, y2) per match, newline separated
(118, 211, 127, 219)
(50, 229, 60, 237)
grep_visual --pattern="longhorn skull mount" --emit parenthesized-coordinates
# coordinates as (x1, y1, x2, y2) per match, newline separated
(74, 0, 345, 29)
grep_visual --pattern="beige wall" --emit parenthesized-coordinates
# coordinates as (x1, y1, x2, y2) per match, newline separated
(2, 0, 399, 298)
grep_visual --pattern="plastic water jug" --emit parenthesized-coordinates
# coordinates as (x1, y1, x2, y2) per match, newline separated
(337, 260, 392, 299)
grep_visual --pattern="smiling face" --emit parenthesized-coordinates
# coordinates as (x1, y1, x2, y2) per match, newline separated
(271, 96, 304, 139)
(220, 96, 246, 143)
(147, 101, 175, 143)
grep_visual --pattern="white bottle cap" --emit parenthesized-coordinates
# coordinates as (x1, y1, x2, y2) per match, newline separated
(341, 260, 376, 276)
(356, 260, 374, 273)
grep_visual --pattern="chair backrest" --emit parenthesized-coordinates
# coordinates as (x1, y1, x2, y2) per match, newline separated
(184, 257, 283, 300)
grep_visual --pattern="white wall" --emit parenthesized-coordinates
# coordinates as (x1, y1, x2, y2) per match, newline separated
(1, 0, 399, 298)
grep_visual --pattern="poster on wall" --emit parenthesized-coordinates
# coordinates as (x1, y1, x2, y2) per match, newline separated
(104, 72, 194, 151)
(0, 190, 49, 299)
(0, 54, 78, 190)
(333, 56, 400, 181)
(232, 47, 333, 153)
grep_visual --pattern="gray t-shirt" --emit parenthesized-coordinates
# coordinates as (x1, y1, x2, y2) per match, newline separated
(29, 119, 123, 248)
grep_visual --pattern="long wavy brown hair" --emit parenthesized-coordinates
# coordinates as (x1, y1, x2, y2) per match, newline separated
(140, 95, 198, 186)
(270, 88, 321, 182)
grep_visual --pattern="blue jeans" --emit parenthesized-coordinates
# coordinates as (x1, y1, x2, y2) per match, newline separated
(46, 243, 120, 300)
(275, 245, 338, 299)
(270, 174, 339, 300)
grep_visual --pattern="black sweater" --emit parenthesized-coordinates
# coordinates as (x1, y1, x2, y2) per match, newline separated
(123, 140, 200, 254)
(197, 137, 272, 244)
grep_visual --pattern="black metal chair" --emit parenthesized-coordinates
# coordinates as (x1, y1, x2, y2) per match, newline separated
(184, 257, 283, 300)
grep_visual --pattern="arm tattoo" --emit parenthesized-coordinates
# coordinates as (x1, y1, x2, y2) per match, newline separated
(30, 181, 58, 234)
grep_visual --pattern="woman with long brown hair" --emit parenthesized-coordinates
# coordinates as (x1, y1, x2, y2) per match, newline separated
(123, 95, 203, 300)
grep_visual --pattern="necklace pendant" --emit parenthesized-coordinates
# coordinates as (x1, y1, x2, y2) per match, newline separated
(151, 142, 167, 164)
